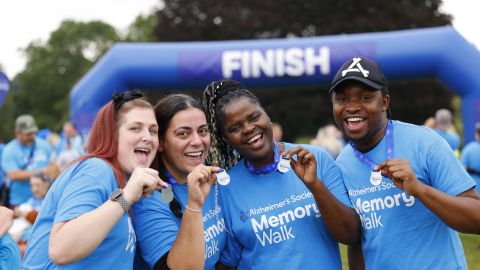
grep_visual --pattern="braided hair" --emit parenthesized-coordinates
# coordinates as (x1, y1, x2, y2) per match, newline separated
(154, 93, 203, 219)
(203, 79, 263, 171)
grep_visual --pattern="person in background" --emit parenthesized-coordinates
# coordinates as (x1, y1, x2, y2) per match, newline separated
(9, 173, 52, 257)
(56, 122, 86, 159)
(460, 123, 480, 249)
(22, 91, 167, 269)
(0, 206, 21, 270)
(434, 109, 461, 157)
(46, 132, 61, 150)
(272, 122, 283, 142)
(310, 125, 344, 160)
(423, 117, 436, 130)
(1, 115, 54, 209)
(0, 139, 6, 205)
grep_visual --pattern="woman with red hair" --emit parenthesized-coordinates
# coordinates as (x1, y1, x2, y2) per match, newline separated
(22, 91, 168, 269)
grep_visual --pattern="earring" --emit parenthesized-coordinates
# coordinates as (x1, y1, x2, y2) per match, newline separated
(270, 121, 273, 127)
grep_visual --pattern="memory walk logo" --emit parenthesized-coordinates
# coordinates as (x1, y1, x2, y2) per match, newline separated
(352, 192, 415, 230)
(250, 202, 321, 246)
(203, 213, 226, 260)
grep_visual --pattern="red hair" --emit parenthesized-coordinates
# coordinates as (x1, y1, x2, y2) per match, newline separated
(67, 99, 158, 190)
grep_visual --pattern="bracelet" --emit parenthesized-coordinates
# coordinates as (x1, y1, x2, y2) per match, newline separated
(185, 205, 202, 213)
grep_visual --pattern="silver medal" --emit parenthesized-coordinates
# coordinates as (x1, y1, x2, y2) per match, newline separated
(370, 171, 382, 186)
(277, 156, 291, 173)
(216, 169, 230, 185)
(161, 186, 174, 203)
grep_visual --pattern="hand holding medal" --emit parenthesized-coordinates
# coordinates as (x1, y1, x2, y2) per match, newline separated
(374, 159, 422, 196)
(185, 164, 220, 208)
(281, 146, 319, 186)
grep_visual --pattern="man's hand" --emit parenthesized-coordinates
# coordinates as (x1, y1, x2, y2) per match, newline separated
(374, 159, 425, 196)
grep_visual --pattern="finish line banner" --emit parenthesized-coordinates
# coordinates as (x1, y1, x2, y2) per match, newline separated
(178, 43, 376, 82)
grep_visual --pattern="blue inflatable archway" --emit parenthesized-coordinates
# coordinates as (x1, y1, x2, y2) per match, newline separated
(70, 26, 480, 143)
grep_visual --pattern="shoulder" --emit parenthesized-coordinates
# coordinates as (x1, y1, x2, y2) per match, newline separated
(393, 121, 439, 137)
(336, 144, 354, 164)
(463, 141, 480, 153)
(69, 157, 115, 180)
(3, 140, 19, 152)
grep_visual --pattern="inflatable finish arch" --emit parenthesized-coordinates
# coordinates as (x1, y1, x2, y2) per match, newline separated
(70, 26, 480, 143)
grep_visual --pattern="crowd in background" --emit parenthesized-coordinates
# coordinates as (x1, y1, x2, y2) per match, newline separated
(0, 115, 86, 257)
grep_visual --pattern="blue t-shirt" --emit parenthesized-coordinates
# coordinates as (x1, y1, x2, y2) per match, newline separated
(336, 121, 475, 270)
(0, 233, 21, 270)
(434, 129, 460, 150)
(22, 158, 137, 269)
(132, 184, 227, 270)
(461, 141, 480, 193)
(219, 143, 352, 269)
(1, 137, 52, 205)
(0, 143, 5, 188)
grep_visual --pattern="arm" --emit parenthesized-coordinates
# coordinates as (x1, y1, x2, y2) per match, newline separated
(375, 159, 480, 234)
(216, 261, 238, 270)
(49, 167, 166, 265)
(8, 166, 53, 181)
(283, 146, 361, 245)
(166, 165, 219, 270)
(347, 239, 365, 270)
(0, 207, 14, 237)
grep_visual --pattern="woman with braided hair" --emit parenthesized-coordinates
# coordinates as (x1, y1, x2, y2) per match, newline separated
(203, 80, 361, 270)
(22, 90, 168, 269)
(132, 93, 227, 270)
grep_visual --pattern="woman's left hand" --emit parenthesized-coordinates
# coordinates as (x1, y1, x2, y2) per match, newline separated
(281, 146, 319, 186)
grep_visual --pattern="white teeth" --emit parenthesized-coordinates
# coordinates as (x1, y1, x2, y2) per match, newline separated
(135, 148, 149, 153)
(247, 134, 262, 144)
(347, 117, 364, 122)
(185, 151, 202, 156)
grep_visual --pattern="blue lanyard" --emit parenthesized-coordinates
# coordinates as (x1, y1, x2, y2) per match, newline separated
(16, 140, 35, 167)
(246, 141, 285, 175)
(164, 167, 188, 187)
(349, 120, 394, 171)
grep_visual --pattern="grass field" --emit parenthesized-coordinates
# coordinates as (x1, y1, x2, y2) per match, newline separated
(339, 233, 480, 270)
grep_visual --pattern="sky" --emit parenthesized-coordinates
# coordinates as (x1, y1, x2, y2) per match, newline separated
(0, 0, 478, 79)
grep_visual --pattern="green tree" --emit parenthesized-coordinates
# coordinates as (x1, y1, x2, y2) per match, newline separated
(13, 20, 120, 134)
(124, 14, 158, 42)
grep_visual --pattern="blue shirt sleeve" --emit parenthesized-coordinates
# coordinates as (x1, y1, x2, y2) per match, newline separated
(132, 191, 180, 269)
(427, 137, 476, 196)
(315, 147, 354, 208)
(54, 173, 109, 224)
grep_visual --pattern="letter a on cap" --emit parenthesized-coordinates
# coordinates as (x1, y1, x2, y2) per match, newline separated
(342, 57, 369, 77)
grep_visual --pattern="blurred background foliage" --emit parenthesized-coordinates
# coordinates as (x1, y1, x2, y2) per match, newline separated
(0, 0, 458, 144)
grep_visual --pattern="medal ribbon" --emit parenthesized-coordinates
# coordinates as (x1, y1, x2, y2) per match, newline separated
(164, 167, 188, 187)
(246, 141, 285, 175)
(349, 120, 394, 171)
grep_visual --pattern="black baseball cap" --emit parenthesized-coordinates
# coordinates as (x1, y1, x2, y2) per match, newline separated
(329, 57, 388, 93)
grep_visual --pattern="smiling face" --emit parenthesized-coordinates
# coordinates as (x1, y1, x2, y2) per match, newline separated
(332, 80, 389, 149)
(158, 108, 210, 180)
(222, 97, 274, 166)
(117, 108, 159, 175)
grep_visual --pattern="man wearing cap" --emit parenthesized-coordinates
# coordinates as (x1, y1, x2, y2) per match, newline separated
(434, 108, 461, 156)
(330, 57, 480, 269)
(1, 115, 53, 209)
